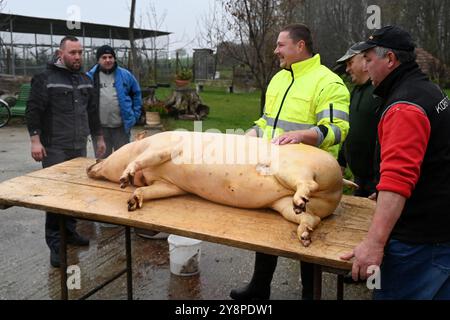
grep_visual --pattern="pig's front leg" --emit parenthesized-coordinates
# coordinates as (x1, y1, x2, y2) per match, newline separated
(128, 181, 187, 211)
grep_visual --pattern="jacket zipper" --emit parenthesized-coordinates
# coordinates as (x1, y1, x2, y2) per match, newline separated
(271, 68, 295, 139)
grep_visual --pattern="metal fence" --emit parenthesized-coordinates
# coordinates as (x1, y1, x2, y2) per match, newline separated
(0, 44, 199, 85)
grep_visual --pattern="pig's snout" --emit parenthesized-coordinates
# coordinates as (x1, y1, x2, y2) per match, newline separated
(86, 159, 103, 178)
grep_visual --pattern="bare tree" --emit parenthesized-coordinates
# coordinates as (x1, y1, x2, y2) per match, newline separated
(297, 0, 373, 66)
(128, 0, 139, 78)
(204, 0, 449, 93)
(141, 2, 167, 84)
(0, 0, 7, 45)
(296, 0, 450, 81)
(0, 0, 6, 16)
(399, 1, 449, 64)
(373, 0, 450, 85)
(203, 0, 298, 113)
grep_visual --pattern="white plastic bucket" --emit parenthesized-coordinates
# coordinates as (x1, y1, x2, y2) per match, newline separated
(167, 235, 202, 276)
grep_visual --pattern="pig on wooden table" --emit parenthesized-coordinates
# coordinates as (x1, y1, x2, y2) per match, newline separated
(87, 131, 351, 246)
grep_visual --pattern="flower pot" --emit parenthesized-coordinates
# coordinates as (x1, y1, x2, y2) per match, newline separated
(146, 111, 161, 126)
(175, 79, 190, 87)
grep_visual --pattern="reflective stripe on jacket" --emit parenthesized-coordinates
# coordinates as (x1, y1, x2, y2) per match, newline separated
(254, 54, 350, 157)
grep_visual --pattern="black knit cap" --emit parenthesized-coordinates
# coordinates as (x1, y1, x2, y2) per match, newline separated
(96, 45, 116, 60)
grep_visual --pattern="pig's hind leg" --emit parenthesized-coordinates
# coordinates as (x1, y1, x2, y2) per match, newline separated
(127, 180, 186, 211)
(274, 169, 319, 214)
(271, 197, 321, 247)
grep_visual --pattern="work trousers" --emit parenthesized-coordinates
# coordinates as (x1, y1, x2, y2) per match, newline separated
(42, 147, 87, 252)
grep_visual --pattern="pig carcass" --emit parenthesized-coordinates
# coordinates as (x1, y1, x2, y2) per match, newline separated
(87, 131, 347, 246)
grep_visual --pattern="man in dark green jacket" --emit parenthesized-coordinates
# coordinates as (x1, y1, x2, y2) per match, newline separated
(337, 42, 381, 197)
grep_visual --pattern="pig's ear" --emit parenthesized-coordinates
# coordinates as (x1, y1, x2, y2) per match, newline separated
(96, 158, 104, 163)
(134, 130, 148, 141)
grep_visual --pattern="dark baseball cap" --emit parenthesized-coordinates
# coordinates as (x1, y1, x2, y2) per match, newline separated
(353, 25, 415, 52)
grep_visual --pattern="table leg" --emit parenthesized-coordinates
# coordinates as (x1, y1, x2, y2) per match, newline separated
(337, 275, 344, 300)
(313, 264, 322, 300)
(125, 226, 133, 300)
(59, 215, 68, 300)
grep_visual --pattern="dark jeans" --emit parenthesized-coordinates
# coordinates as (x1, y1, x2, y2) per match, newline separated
(374, 239, 450, 300)
(353, 176, 377, 197)
(42, 147, 86, 252)
(93, 126, 130, 159)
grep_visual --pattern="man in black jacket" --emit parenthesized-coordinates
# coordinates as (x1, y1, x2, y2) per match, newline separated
(26, 36, 106, 268)
(336, 42, 382, 284)
(336, 43, 381, 197)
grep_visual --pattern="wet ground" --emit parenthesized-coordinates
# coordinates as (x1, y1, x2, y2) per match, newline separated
(0, 123, 372, 300)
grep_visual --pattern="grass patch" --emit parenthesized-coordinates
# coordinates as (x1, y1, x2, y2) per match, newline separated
(149, 87, 450, 133)
(154, 86, 262, 132)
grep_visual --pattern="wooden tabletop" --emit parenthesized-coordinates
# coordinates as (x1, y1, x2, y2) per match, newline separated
(0, 158, 375, 270)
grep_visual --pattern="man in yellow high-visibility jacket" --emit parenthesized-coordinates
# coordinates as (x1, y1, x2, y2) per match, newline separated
(230, 24, 350, 301)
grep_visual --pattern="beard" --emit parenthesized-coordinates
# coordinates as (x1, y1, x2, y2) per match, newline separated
(62, 56, 82, 71)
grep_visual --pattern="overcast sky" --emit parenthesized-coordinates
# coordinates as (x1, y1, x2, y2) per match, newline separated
(3, 0, 217, 53)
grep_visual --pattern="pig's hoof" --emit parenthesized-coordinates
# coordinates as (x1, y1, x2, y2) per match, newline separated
(127, 194, 143, 211)
(301, 239, 311, 247)
(294, 204, 304, 214)
(301, 231, 311, 247)
(128, 199, 137, 211)
(120, 178, 129, 189)
(293, 197, 309, 214)
(120, 173, 135, 188)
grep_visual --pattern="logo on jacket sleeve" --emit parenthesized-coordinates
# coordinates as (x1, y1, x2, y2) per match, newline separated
(435, 96, 449, 114)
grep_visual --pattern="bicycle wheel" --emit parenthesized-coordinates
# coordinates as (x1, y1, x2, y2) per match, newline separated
(0, 99, 11, 128)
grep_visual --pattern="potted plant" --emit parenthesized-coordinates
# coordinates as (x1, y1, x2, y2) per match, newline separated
(143, 100, 167, 126)
(175, 68, 193, 87)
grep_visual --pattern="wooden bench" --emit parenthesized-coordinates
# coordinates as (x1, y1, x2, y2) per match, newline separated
(0, 158, 375, 300)
(10, 83, 31, 117)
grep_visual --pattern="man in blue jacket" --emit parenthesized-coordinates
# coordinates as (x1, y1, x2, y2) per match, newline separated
(87, 45, 142, 158)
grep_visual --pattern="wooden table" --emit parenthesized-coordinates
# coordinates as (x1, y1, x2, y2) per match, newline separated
(0, 158, 375, 300)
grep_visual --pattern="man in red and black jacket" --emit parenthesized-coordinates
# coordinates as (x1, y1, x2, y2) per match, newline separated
(341, 26, 450, 299)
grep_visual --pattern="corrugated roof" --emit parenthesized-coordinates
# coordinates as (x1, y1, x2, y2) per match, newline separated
(0, 13, 170, 40)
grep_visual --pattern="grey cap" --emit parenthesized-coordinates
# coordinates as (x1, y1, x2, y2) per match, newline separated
(336, 42, 365, 64)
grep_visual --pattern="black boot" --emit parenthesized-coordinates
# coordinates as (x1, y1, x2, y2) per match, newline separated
(300, 261, 314, 300)
(230, 252, 278, 300)
(50, 249, 60, 268)
(67, 232, 90, 246)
